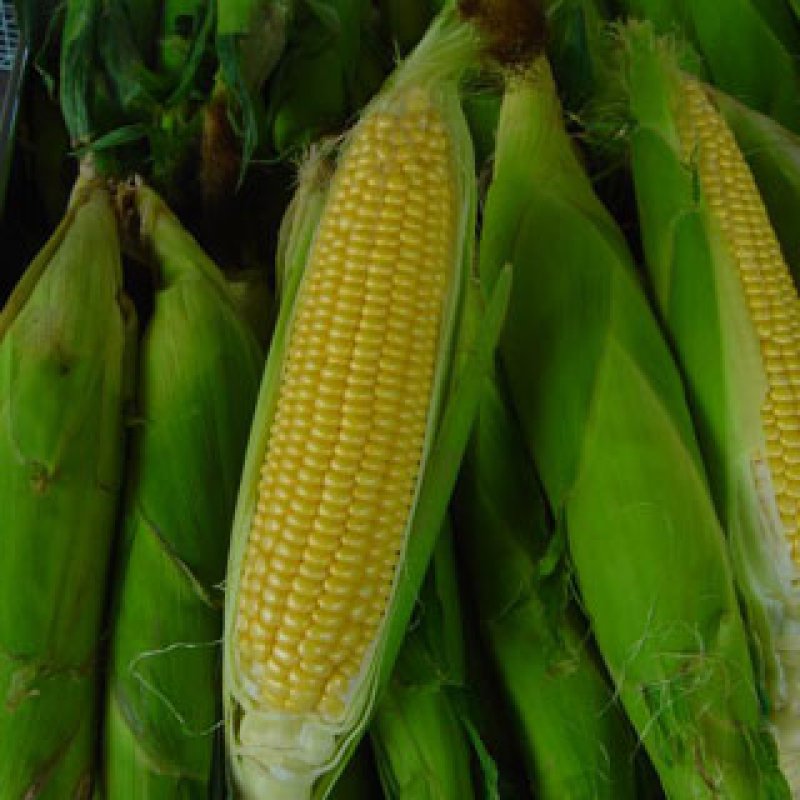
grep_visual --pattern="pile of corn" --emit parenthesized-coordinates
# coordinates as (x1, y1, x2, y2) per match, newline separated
(4, 0, 800, 797)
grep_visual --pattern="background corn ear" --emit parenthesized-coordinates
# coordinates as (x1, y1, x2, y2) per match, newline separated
(103, 185, 264, 798)
(0, 178, 134, 798)
(619, 24, 800, 789)
(454, 367, 638, 800)
(478, 58, 788, 798)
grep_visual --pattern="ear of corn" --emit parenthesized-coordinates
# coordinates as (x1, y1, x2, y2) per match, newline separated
(103, 185, 264, 797)
(612, 0, 800, 133)
(0, 177, 135, 798)
(370, 517, 497, 800)
(713, 89, 800, 290)
(479, 57, 788, 798)
(454, 361, 638, 800)
(222, 8, 515, 796)
(620, 23, 800, 790)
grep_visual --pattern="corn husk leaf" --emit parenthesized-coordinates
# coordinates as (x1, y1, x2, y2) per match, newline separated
(479, 57, 788, 798)
(371, 518, 498, 800)
(0, 178, 134, 798)
(455, 366, 638, 799)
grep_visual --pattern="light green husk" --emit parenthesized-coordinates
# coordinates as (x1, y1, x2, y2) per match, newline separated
(371, 519, 497, 800)
(222, 8, 513, 798)
(0, 176, 135, 798)
(103, 185, 264, 798)
(618, 23, 800, 792)
(478, 57, 789, 798)
(455, 367, 638, 800)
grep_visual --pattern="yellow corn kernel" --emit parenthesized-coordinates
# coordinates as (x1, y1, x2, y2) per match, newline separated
(677, 76, 800, 564)
(234, 86, 457, 722)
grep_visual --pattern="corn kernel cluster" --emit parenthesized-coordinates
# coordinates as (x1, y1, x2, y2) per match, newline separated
(235, 88, 457, 720)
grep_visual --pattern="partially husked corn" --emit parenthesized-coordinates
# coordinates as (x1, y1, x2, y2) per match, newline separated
(676, 76, 800, 563)
(234, 87, 457, 722)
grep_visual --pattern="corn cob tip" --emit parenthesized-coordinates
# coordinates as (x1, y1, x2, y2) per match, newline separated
(458, 0, 546, 69)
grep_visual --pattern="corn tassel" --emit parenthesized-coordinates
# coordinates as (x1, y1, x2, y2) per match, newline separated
(620, 23, 800, 791)
(478, 58, 788, 798)
(103, 185, 264, 797)
(0, 176, 135, 798)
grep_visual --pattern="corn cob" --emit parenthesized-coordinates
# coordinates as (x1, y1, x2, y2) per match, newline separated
(222, 4, 523, 795)
(479, 57, 788, 798)
(371, 519, 495, 800)
(713, 90, 800, 290)
(619, 24, 800, 791)
(0, 176, 135, 798)
(103, 185, 264, 797)
(455, 362, 638, 800)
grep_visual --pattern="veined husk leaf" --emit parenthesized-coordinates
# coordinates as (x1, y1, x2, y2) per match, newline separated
(479, 57, 789, 798)
(619, 24, 800, 791)
(611, 0, 800, 133)
(0, 177, 135, 798)
(371, 517, 498, 800)
(454, 366, 638, 800)
(223, 7, 515, 797)
(103, 185, 264, 798)
(713, 89, 800, 289)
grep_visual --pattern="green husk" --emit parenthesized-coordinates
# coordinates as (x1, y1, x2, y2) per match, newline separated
(327, 740, 384, 799)
(617, 23, 800, 792)
(222, 7, 518, 797)
(103, 185, 264, 798)
(455, 368, 638, 799)
(376, 0, 444, 54)
(713, 89, 800, 288)
(371, 520, 497, 800)
(479, 57, 788, 798)
(214, 0, 293, 174)
(266, 0, 387, 155)
(0, 176, 135, 798)
(611, 0, 800, 132)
